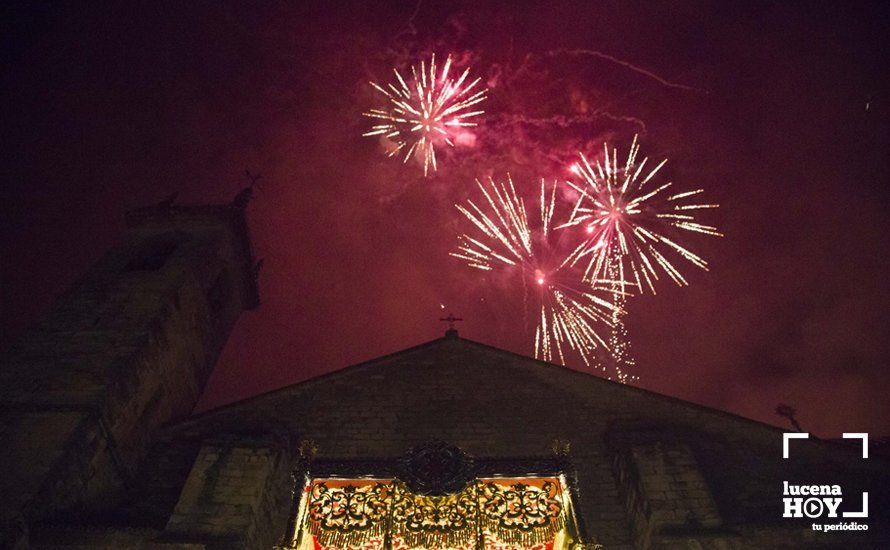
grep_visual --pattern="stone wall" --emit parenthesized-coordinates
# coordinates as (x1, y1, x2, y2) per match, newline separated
(610, 436, 724, 548)
(19, 334, 889, 549)
(155, 335, 890, 549)
(0, 198, 258, 549)
(165, 443, 295, 549)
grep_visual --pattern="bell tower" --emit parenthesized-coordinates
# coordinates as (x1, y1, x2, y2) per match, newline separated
(0, 190, 260, 548)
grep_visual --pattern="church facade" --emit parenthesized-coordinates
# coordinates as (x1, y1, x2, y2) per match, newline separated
(1, 196, 886, 549)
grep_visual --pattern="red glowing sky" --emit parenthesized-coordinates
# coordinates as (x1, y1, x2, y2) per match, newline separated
(1, 1, 888, 436)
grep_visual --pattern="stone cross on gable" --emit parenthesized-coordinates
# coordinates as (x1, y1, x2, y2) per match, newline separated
(439, 313, 463, 330)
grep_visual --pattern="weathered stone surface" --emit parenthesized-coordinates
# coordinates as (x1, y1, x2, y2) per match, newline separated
(611, 437, 724, 549)
(14, 333, 889, 549)
(144, 335, 889, 549)
(164, 444, 294, 549)
(0, 198, 257, 549)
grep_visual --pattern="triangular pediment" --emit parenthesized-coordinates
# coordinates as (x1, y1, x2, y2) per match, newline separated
(160, 334, 791, 458)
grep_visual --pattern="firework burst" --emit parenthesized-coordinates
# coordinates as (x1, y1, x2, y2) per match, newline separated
(451, 176, 619, 368)
(363, 54, 488, 176)
(563, 135, 722, 294)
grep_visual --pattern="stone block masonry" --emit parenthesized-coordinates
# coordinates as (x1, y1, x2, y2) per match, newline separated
(613, 440, 724, 548)
(0, 195, 258, 549)
(165, 444, 295, 550)
(156, 335, 890, 548)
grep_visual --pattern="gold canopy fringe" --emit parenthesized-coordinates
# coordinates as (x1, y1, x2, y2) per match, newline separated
(309, 521, 385, 548)
(306, 477, 566, 548)
(398, 525, 476, 549)
(484, 514, 564, 546)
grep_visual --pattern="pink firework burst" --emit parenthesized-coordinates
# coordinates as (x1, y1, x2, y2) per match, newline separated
(562, 135, 722, 295)
(363, 54, 487, 176)
(451, 175, 620, 368)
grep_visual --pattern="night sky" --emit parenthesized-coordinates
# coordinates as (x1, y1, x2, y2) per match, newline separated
(2, 1, 888, 437)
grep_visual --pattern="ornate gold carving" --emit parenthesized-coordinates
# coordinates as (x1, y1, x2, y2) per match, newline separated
(302, 477, 566, 549)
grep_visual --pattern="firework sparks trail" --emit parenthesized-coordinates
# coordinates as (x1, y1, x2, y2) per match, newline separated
(561, 135, 723, 295)
(547, 49, 707, 94)
(363, 54, 488, 176)
(394, 0, 424, 39)
(491, 111, 647, 134)
(451, 176, 623, 370)
(605, 254, 637, 384)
